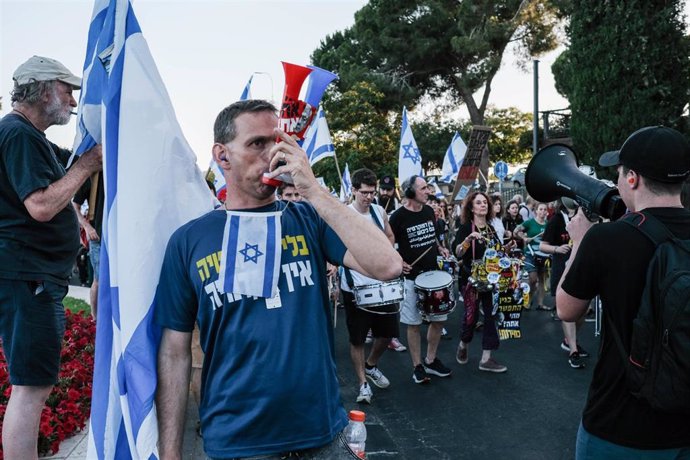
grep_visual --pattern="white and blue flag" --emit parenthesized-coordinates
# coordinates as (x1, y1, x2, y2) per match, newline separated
(209, 158, 227, 198)
(79, 1, 215, 458)
(218, 211, 283, 298)
(340, 163, 351, 201)
(303, 106, 335, 166)
(398, 106, 422, 184)
(440, 131, 467, 183)
(239, 75, 253, 101)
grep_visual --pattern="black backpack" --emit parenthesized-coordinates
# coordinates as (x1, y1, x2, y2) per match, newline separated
(610, 212, 690, 414)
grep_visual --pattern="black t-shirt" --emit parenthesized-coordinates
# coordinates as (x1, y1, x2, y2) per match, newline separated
(0, 114, 80, 284)
(562, 207, 690, 449)
(74, 173, 105, 237)
(542, 211, 571, 269)
(389, 205, 439, 279)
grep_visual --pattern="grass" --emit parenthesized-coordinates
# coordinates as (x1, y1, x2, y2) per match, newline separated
(63, 296, 91, 316)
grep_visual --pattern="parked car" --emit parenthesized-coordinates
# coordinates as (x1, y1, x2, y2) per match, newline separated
(509, 167, 527, 187)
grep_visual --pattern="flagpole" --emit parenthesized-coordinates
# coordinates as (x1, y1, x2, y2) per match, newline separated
(332, 150, 345, 191)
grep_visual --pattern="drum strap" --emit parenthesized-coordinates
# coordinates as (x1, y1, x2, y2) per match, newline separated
(344, 205, 386, 289)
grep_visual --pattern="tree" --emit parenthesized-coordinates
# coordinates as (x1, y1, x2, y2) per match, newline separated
(313, 0, 561, 125)
(483, 106, 534, 164)
(552, 0, 690, 169)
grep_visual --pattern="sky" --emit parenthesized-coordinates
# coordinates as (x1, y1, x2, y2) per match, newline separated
(1, 0, 574, 168)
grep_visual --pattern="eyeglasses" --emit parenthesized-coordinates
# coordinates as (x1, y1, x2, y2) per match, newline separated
(356, 190, 376, 197)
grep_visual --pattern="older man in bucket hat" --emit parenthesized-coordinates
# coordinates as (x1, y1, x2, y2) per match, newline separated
(0, 56, 102, 457)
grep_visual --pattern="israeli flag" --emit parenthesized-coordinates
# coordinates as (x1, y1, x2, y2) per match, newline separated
(239, 75, 253, 101)
(398, 106, 423, 184)
(303, 106, 335, 166)
(440, 131, 467, 183)
(209, 158, 227, 198)
(432, 181, 444, 199)
(219, 210, 283, 298)
(81, 1, 215, 458)
(340, 163, 352, 202)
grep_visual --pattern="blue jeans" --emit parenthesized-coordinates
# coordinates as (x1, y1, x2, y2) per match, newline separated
(576, 422, 690, 460)
(209, 432, 359, 460)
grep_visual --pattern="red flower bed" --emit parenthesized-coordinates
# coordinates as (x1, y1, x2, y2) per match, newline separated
(0, 310, 96, 458)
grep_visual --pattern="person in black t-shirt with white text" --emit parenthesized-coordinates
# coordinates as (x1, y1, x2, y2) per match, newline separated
(389, 175, 452, 384)
(557, 126, 690, 457)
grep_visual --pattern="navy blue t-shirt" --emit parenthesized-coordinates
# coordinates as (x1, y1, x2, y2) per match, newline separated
(0, 114, 79, 284)
(154, 201, 348, 458)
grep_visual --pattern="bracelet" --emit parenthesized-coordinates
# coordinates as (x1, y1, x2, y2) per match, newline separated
(461, 240, 471, 250)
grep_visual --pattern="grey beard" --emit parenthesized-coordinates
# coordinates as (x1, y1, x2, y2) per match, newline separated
(45, 93, 71, 126)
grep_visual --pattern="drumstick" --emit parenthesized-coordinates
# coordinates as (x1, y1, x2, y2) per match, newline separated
(409, 245, 434, 267)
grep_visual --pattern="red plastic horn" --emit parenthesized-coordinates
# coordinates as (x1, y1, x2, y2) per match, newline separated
(278, 62, 313, 141)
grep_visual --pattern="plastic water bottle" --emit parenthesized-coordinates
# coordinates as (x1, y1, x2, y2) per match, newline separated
(344, 410, 367, 459)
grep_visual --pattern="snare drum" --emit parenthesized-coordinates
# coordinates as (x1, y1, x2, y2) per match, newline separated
(414, 270, 456, 318)
(353, 279, 404, 314)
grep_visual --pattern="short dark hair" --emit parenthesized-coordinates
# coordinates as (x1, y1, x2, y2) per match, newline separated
(351, 168, 377, 189)
(622, 165, 682, 196)
(214, 100, 277, 144)
(277, 183, 296, 196)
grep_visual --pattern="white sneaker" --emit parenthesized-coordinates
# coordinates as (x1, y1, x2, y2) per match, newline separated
(388, 337, 407, 352)
(364, 330, 373, 344)
(356, 382, 373, 404)
(365, 366, 390, 388)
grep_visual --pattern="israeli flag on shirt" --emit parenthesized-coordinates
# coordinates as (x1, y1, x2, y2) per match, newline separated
(219, 210, 283, 298)
(303, 106, 336, 166)
(340, 163, 352, 201)
(239, 75, 253, 101)
(440, 131, 467, 183)
(398, 106, 423, 184)
(80, 1, 215, 458)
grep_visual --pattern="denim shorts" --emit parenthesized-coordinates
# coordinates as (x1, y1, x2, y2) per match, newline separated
(0, 279, 67, 386)
(210, 432, 360, 460)
(89, 240, 101, 281)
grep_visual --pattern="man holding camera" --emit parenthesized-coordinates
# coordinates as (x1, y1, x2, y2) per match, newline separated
(556, 126, 690, 457)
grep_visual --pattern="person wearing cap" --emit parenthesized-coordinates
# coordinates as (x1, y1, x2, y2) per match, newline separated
(376, 174, 400, 214)
(557, 126, 690, 456)
(0, 55, 102, 458)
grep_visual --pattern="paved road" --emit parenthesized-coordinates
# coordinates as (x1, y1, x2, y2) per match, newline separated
(335, 296, 597, 460)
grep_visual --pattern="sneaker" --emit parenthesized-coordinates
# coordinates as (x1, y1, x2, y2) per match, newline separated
(551, 311, 562, 321)
(478, 358, 507, 373)
(364, 330, 373, 344)
(456, 344, 468, 365)
(365, 365, 390, 389)
(423, 357, 452, 377)
(356, 382, 373, 403)
(441, 328, 452, 340)
(560, 340, 590, 358)
(569, 352, 586, 369)
(388, 337, 407, 352)
(412, 364, 431, 384)
(536, 304, 555, 311)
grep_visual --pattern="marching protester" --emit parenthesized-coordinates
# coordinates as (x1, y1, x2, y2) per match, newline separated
(517, 201, 550, 310)
(557, 126, 690, 458)
(277, 182, 302, 202)
(340, 168, 399, 404)
(154, 100, 402, 459)
(376, 174, 400, 214)
(390, 175, 453, 384)
(489, 194, 506, 243)
(502, 199, 524, 249)
(454, 191, 508, 373)
(0, 56, 102, 458)
(539, 198, 589, 369)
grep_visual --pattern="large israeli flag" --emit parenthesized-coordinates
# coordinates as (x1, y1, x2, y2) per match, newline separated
(440, 131, 467, 183)
(239, 75, 253, 101)
(79, 1, 215, 458)
(340, 163, 351, 202)
(398, 106, 422, 184)
(303, 106, 335, 166)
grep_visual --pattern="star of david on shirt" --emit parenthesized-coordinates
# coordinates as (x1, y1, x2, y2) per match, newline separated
(402, 141, 420, 164)
(239, 242, 263, 264)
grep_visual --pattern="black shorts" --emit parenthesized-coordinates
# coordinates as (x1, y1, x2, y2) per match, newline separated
(343, 291, 400, 346)
(0, 279, 68, 386)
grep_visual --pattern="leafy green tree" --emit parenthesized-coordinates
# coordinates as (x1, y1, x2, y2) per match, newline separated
(552, 0, 690, 169)
(484, 106, 534, 164)
(313, 0, 561, 125)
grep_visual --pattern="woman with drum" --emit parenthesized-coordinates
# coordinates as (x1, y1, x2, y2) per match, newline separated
(515, 202, 550, 310)
(453, 191, 508, 373)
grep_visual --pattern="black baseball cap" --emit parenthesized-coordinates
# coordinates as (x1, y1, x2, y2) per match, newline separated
(599, 126, 690, 183)
(379, 175, 395, 190)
